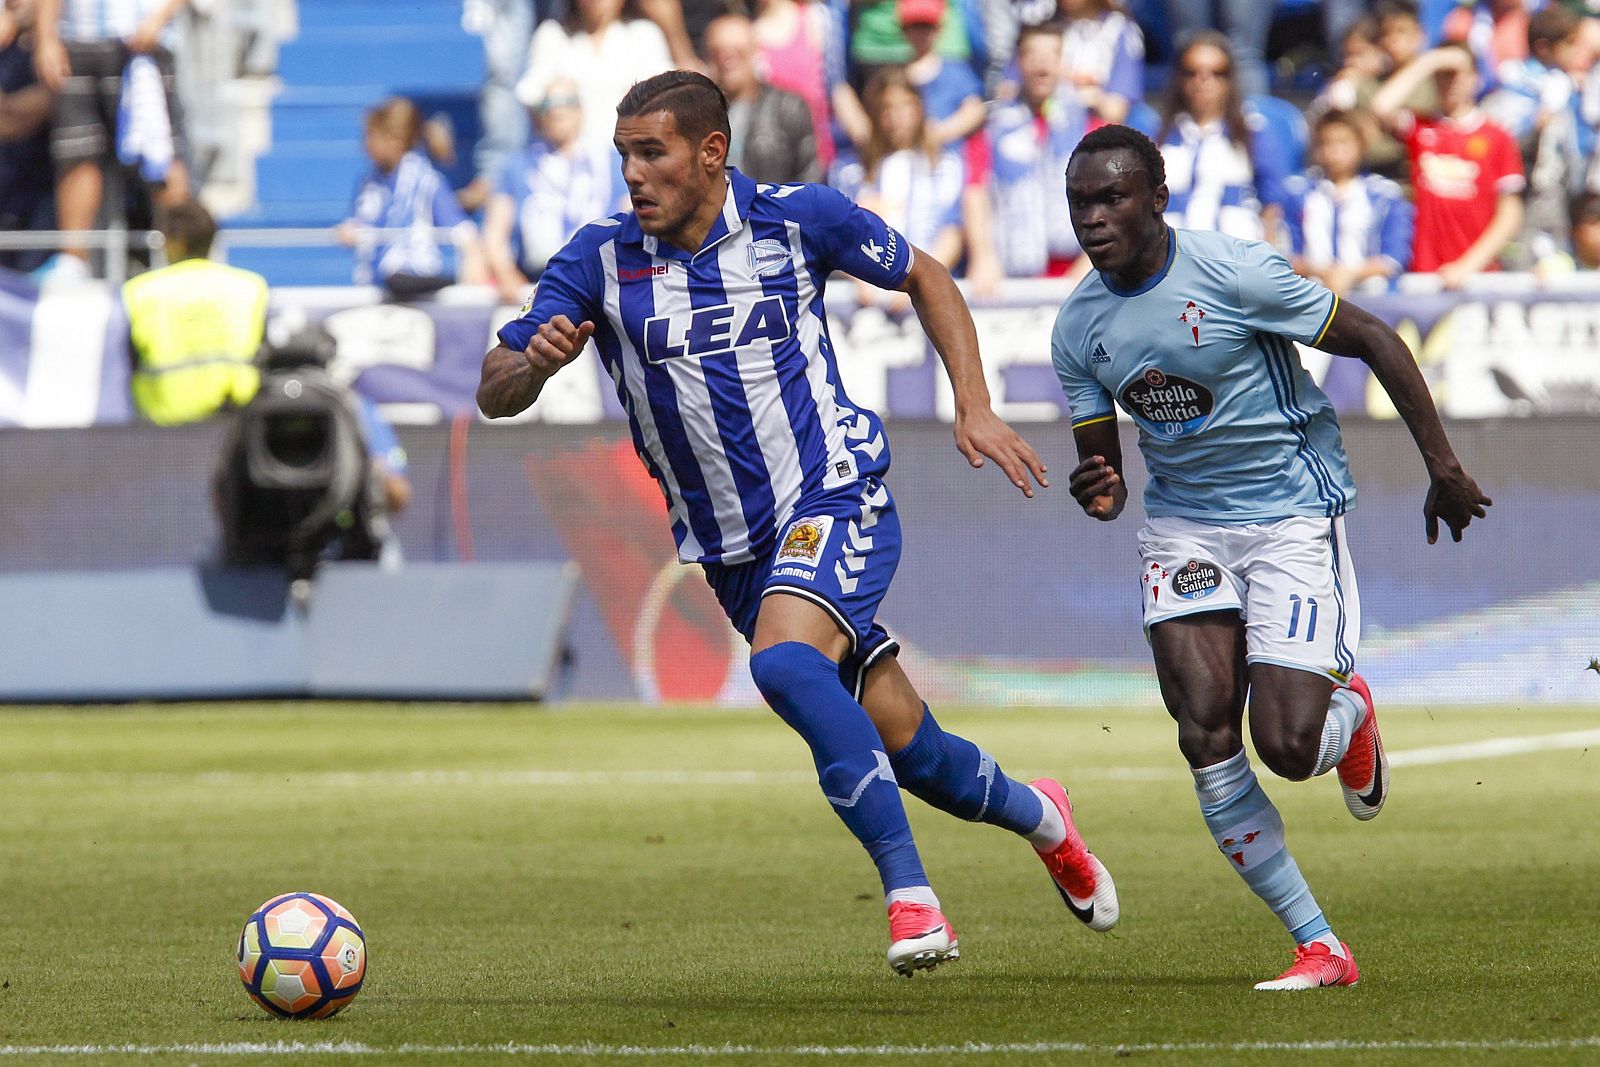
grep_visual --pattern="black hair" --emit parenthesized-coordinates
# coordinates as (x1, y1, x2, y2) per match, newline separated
(1068, 124, 1166, 189)
(616, 70, 732, 147)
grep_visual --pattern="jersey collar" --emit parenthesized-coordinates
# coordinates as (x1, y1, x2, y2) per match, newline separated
(629, 167, 757, 261)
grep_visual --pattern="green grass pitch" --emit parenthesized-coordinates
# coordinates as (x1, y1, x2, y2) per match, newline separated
(0, 703, 1596, 1066)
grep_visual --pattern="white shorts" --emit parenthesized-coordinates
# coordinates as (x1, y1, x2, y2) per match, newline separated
(1136, 515, 1360, 683)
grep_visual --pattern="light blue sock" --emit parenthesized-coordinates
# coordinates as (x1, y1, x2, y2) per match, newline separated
(750, 642, 928, 894)
(1194, 750, 1333, 945)
(888, 706, 1045, 836)
(1312, 687, 1366, 777)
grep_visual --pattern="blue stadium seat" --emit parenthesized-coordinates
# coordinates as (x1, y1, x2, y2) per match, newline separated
(1246, 93, 1310, 173)
(228, 0, 483, 287)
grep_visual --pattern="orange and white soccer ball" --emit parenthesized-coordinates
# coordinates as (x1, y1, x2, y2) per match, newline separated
(237, 892, 366, 1018)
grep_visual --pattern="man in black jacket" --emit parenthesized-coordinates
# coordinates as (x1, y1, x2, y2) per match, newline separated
(705, 13, 822, 185)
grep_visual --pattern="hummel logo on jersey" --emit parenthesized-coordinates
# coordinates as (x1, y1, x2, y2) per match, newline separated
(1090, 342, 1110, 364)
(619, 264, 669, 282)
(642, 295, 792, 363)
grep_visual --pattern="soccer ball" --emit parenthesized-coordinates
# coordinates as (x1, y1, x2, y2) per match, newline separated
(237, 892, 367, 1018)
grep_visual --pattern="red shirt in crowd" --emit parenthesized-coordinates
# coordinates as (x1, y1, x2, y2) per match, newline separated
(1398, 110, 1525, 273)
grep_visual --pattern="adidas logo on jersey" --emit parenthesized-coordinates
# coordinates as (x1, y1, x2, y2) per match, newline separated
(1091, 343, 1111, 365)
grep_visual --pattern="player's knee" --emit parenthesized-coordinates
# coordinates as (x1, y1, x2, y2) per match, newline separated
(1253, 728, 1319, 781)
(749, 641, 829, 705)
(1176, 721, 1242, 770)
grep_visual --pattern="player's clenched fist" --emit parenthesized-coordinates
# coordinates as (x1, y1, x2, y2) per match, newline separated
(524, 315, 595, 376)
(1068, 454, 1125, 520)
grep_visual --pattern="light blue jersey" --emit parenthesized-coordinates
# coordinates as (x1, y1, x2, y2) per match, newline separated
(1052, 227, 1353, 522)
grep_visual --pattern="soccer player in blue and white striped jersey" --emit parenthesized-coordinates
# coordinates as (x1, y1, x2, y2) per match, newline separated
(1055, 124, 1491, 990)
(480, 71, 1120, 976)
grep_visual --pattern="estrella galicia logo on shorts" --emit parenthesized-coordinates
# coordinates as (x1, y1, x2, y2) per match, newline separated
(1172, 558, 1222, 600)
(1118, 368, 1215, 439)
(776, 514, 834, 569)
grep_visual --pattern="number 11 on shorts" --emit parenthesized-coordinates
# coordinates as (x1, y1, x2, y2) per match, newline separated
(1286, 593, 1318, 641)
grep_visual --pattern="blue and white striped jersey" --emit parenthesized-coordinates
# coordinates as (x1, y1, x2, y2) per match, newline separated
(497, 168, 913, 564)
(1052, 228, 1354, 522)
(1284, 173, 1413, 276)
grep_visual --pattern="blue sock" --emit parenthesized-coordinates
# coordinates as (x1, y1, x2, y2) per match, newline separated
(1193, 750, 1333, 945)
(750, 642, 928, 894)
(888, 707, 1045, 836)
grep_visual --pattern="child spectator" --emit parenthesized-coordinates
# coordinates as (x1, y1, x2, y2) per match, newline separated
(899, 0, 985, 148)
(1313, 17, 1399, 178)
(1372, 43, 1525, 287)
(1483, 4, 1595, 272)
(1285, 111, 1414, 295)
(483, 78, 628, 304)
(987, 22, 1090, 278)
(1156, 31, 1288, 241)
(1569, 191, 1600, 269)
(336, 98, 489, 300)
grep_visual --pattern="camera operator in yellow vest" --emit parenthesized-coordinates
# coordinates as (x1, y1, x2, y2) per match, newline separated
(122, 201, 268, 425)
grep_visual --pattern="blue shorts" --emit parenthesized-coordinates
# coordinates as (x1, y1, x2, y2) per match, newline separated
(702, 477, 901, 701)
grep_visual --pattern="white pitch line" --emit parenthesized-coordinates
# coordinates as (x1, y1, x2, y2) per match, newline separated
(1, 729, 1595, 788)
(0, 1038, 1598, 1057)
(1386, 728, 1600, 768)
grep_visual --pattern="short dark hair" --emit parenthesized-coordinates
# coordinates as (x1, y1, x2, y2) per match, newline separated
(616, 70, 731, 147)
(1373, 0, 1420, 28)
(1529, 4, 1580, 52)
(1016, 21, 1064, 49)
(1068, 124, 1166, 189)
(1313, 108, 1366, 145)
(155, 199, 217, 259)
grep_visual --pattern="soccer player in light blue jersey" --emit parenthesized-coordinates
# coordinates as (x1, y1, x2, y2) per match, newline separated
(480, 71, 1121, 976)
(1053, 125, 1492, 990)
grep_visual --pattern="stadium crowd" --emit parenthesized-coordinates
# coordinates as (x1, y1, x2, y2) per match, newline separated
(6, 0, 1600, 302)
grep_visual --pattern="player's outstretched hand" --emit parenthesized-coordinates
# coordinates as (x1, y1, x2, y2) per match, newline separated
(954, 408, 1049, 498)
(1424, 464, 1491, 543)
(524, 315, 595, 377)
(1069, 455, 1126, 521)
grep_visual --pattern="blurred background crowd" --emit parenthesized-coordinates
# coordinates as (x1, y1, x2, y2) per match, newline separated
(6, 0, 1600, 307)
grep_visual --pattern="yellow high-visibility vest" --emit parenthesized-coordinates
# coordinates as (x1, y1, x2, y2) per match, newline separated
(122, 258, 269, 426)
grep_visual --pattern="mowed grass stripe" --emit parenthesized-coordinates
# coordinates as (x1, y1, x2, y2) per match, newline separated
(3, 725, 1596, 785)
(2, 1037, 1600, 1056)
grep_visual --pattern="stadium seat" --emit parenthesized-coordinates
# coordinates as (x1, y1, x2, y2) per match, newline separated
(226, 0, 484, 286)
